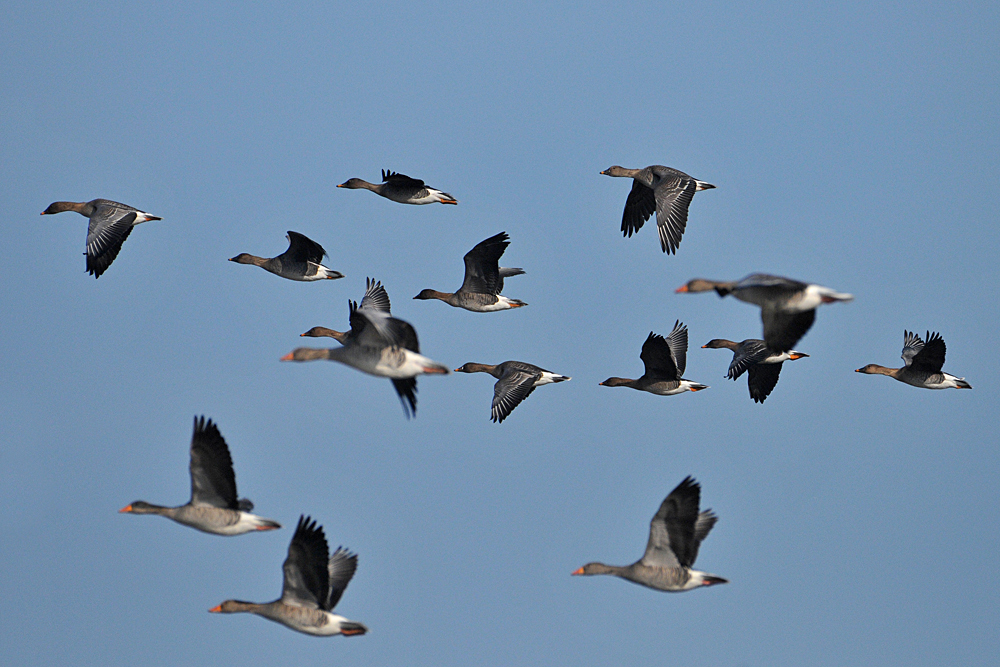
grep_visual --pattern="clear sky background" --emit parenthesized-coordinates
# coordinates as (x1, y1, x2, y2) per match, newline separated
(2, 2, 998, 666)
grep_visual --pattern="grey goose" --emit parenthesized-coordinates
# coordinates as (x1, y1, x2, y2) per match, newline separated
(676, 274, 853, 352)
(210, 515, 367, 636)
(600, 165, 714, 254)
(572, 476, 727, 592)
(42, 199, 161, 278)
(119, 416, 280, 535)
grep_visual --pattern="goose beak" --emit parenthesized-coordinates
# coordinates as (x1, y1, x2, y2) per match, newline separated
(571, 567, 585, 575)
(280, 352, 294, 361)
(208, 605, 223, 613)
(675, 285, 689, 293)
(118, 504, 133, 513)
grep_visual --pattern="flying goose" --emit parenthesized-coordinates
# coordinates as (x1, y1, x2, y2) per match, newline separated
(856, 330, 971, 389)
(41, 199, 161, 278)
(572, 476, 727, 592)
(301, 278, 392, 343)
(676, 274, 853, 352)
(702, 338, 808, 403)
(283, 291, 449, 417)
(414, 231, 526, 312)
(119, 416, 280, 535)
(210, 515, 368, 636)
(453, 361, 569, 423)
(599, 322, 708, 395)
(229, 231, 343, 281)
(600, 165, 714, 254)
(337, 169, 457, 204)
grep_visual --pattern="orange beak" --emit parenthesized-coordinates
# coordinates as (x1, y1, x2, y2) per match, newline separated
(675, 285, 689, 293)
(208, 605, 223, 613)
(279, 352, 294, 361)
(119, 504, 133, 513)
(571, 567, 585, 575)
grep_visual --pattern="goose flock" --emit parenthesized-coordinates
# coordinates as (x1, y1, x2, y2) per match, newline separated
(41, 162, 971, 641)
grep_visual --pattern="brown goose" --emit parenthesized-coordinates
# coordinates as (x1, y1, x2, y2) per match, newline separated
(337, 169, 457, 204)
(856, 330, 971, 389)
(119, 417, 280, 535)
(572, 476, 727, 592)
(676, 273, 853, 352)
(41, 198, 161, 278)
(702, 338, 808, 403)
(599, 322, 708, 395)
(210, 516, 367, 636)
(453, 361, 569, 423)
(414, 232, 526, 312)
(229, 231, 343, 281)
(600, 165, 714, 254)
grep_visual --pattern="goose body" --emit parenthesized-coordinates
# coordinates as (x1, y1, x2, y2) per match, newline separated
(119, 417, 280, 535)
(677, 274, 853, 352)
(573, 476, 727, 592)
(702, 338, 808, 403)
(856, 330, 971, 390)
(338, 169, 457, 204)
(284, 286, 448, 417)
(600, 165, 714, 254)
(41, 198, 161, 278)
(600, 321, 708, 395)
(414, 232, 526, 312)
(230, 231, 343, 281)
(454, 361, 570, 423)
(210, 516, 367, 636)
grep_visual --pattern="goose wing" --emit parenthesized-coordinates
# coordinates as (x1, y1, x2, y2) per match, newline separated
(491, 367, 540, 423)
(901, 330, 925, 367)
(461, 232, 510, 295)
(621, 179, 656, 239)
(652, 176, 696, 254)
(728, 340, 770, 379)
(188, 416, 240, 509)
(325, 547, 359, 611)
(282, 231, 327, 264)
(86, 207, 136, 278)
(641, 476, 703, 569)
(746, 362, 783, 403)
(281, 516, 330, 609)
(761, 308, 815, 353)
(359, 278, 391, 314)
(909, 331, 946, 374)
(639, 332, 680, 381)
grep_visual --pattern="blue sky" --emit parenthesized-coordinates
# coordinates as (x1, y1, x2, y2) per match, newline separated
(2, 2, 998, 665)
